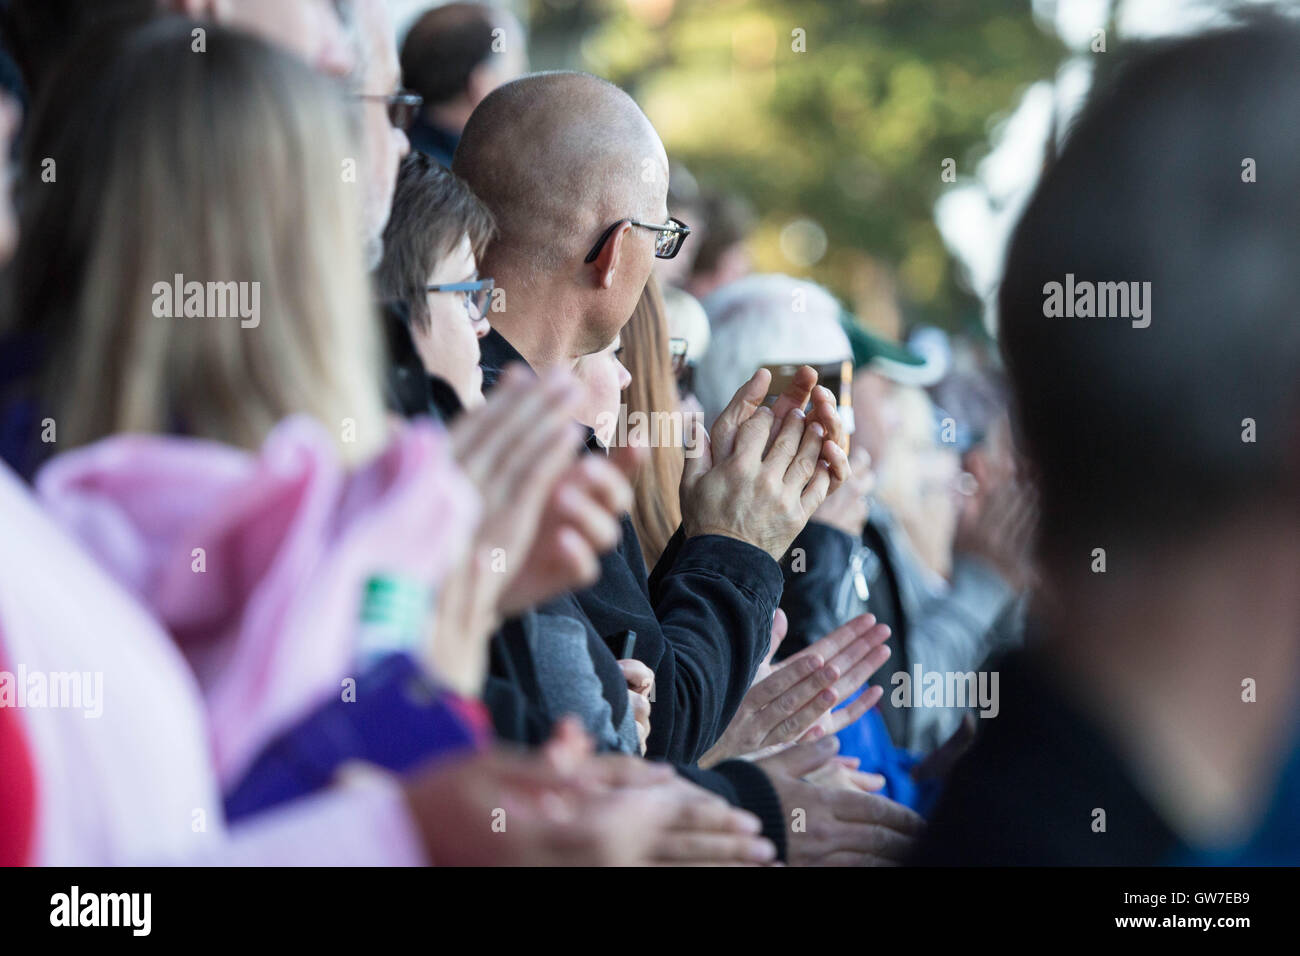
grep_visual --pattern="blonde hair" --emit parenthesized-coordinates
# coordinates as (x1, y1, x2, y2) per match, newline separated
(10, 18, 386, 462)
(622, 277, 684, 568)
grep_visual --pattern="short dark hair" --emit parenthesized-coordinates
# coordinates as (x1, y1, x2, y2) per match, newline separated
(378, 151, 496, 332)
(400, 2, 498, 108)
(998, 10, 1300, 566)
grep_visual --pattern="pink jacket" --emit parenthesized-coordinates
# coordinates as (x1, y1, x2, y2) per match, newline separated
(0, 450, 437, 865)
(34, 416, 479, 789)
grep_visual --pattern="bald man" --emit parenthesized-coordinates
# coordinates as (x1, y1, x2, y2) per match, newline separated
(446, 75, 934, 867)
(454, 72, 849, 761)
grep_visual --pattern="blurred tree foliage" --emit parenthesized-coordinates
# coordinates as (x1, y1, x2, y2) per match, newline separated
(529, 0, 1064, 334)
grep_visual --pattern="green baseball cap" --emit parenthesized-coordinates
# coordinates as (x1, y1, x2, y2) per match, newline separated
(839, 310, 926, 379)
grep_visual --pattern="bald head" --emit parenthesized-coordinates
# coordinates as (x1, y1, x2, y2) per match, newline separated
(454, 72, 668, 276)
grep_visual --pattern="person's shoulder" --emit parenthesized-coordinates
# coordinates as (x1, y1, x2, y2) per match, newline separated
(911, 651, 1183, 866)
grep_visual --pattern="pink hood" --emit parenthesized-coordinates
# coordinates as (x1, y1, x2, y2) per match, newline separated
(35, 416, 479, 787)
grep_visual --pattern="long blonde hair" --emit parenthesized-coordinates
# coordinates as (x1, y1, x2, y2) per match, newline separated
(8, 18, 386, 462)
(622, 277, 684, 568)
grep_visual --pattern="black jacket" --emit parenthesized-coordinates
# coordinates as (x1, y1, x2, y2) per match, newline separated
(909, 648, 1182, 865)
(380, 302, 616, 744)
(480, 327, 784, 765)
(388, 318, 790, 856)
(778, 519, 910, 745)
(777, 521, 857, 656)
(577, 521, 783, 764)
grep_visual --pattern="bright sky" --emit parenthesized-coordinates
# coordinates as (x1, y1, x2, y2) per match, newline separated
(934, 0, 1280, 333)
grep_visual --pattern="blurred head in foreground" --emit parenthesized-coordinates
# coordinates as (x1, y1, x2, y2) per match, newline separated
(1, 0, 356, 99)
(9, 18, 384, 462)
(998, 11, 1300, 845)
(1001, 15, 1300, 584)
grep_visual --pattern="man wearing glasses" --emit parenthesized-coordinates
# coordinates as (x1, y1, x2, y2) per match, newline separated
(447, 73, 927, 868)
(344, 0, 415, 268)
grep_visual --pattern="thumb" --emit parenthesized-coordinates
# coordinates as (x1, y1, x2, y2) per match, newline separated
(764, 609, 788, 667)
(710, 368, 771, 460)
(680, 416, 712, 493)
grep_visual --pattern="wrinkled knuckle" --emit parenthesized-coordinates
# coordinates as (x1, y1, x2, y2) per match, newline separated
(790, 457, 815, 485)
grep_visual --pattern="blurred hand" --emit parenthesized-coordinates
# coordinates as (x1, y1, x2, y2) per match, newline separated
(681, 369, 850, 561)
(499, 443, 642, 616)
(756, 737, 925, 866)
(542, 717, 776, 865)
(434, 365, 587, 694)
(640, 777, 778, 866)
(811, 446, 874, 538)
(401, 724, 681, 866)
(618, 658, 654, 756)
(699, 612, 891, 768)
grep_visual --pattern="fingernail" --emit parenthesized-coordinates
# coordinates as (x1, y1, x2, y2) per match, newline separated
(750, 840, 777, 862)
(811, 422, 824, 438)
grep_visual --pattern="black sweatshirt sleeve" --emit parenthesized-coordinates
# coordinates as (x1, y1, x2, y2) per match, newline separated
(777, 521, 855, 658)
(645, 533, 785, 761)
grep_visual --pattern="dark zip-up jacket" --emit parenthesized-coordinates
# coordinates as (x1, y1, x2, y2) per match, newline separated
(479, 327, 784, 765)
(383, 313, 789, 856)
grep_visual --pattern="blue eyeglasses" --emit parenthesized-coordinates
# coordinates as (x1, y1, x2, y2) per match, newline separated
(426, 278, 494, 317)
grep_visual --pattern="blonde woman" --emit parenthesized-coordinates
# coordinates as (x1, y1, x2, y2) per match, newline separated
(3, 18, 664, 848)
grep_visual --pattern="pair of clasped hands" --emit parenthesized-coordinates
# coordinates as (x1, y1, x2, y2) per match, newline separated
(432, 362, 850, 701)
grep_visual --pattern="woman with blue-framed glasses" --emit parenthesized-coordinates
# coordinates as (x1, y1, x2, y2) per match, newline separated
(377, 152, 498, 409)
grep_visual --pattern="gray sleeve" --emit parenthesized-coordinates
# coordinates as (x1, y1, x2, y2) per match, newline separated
(527, 613, 638, 753)
(901, 554, 1016, 752)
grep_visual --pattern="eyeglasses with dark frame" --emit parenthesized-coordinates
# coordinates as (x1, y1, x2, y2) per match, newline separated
(357, 90, 423, 131)
(583, 218, 691, 263)
(426, 278, 494, 318)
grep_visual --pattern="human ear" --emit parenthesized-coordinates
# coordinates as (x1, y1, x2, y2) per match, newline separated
(591, 222, 632, 290)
